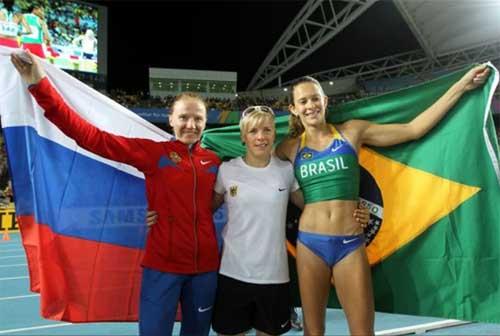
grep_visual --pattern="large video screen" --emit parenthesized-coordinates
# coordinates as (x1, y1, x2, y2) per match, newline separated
(0, 0, 106, 74)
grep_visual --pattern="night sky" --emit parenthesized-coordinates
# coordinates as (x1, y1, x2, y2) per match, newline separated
(88, 0, 419, 93)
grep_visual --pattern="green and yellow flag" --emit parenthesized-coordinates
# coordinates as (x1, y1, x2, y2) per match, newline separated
(202, 65, 500, 323)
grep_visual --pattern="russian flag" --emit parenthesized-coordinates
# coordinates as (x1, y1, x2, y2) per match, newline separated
(0, 46, 173, 322)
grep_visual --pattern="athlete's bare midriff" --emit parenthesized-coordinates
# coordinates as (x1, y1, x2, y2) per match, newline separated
(299, 199, 362, 235)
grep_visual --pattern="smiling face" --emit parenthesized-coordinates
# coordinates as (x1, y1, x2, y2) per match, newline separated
(289, 81, 329, 129)
(168, 97, 207, 145)
(241, 112, 275, 161)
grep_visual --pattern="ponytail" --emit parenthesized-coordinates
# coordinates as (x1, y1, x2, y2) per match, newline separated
(288, 114, 304, 138)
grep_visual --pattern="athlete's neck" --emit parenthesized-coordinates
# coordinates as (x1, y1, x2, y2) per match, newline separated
(243, 153, 271, 168)
(304, 123, 331, 143)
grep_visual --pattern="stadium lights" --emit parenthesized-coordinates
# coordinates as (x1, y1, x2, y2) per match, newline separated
(283, 88, 288, 92)
(329, 81, 334, 85)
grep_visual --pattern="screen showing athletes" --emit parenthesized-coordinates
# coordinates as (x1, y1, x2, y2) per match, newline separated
(0, 0, 99, 73)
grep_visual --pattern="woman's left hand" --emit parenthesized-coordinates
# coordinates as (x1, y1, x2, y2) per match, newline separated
(11, 50, 46, 85)
(459, 64, 490, 92)
(146, 210, 158, 227)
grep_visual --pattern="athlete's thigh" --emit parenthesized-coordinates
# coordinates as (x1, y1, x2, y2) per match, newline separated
(296, 241, 332, 335)
(212, 274, 254, 335)
(180, 271, 218, 336)
(253, 282, 291, 335)
(139, 267, 183, 336)
(331, 245, 374, 335)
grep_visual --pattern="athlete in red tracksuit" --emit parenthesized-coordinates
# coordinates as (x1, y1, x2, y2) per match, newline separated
(12, 51, 221, 336)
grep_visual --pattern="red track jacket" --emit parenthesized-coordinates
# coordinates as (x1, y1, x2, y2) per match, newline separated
(30, 78, 221, 274)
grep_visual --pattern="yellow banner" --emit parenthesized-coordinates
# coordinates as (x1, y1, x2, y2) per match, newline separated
(0, 203, 18, 232)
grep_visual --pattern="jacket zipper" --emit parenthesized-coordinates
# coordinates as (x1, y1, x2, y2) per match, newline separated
(188, 148, 198, 272)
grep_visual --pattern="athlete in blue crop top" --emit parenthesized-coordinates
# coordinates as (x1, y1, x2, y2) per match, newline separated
(276, 66, 490, 335)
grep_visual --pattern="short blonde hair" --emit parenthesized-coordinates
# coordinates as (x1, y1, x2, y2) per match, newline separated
(170, 92, 207, 115)
(239, 110, 275, 136)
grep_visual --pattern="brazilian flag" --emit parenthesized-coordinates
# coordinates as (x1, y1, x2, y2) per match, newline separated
(202, 64, 500, 323)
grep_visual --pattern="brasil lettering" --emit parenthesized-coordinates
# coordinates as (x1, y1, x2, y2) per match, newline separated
(299, 157, 349, 178)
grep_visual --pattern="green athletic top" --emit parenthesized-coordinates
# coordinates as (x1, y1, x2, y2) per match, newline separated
(293, 125, 359, 204)
(21, 13, 42, 44)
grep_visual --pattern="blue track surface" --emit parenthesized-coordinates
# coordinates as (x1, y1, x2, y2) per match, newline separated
(1, 233, 499, 335)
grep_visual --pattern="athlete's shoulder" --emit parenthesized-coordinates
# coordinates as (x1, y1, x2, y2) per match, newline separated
(337, 119, 369, 133)
(280, 135, 300, 147)
(217, 157, 243, 178)
(199, 147, 219, 158)
(155, 138, 181, 151)
(336, 120, 367, 147)
(271, 156, 295, 181)
(221, 157, 242, 169)
(276, 136, 300, 161)
(193, 144, 221, 165)
(271, 155, 293, 169)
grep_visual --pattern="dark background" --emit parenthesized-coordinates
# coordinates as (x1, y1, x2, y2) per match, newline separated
(87, 0, 419, 93)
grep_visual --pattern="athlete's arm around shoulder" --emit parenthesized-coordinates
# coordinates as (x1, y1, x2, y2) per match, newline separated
(275, 136, 300, 162)
(211, 160, 227, 212)
(343, 64, 490, 148)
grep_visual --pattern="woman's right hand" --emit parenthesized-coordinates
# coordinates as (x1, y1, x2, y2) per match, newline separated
(10, 50, 46, 86)
(354, 205, 370, 229)
(146, 210, 158, 227)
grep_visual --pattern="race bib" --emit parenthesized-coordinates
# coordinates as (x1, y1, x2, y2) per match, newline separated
(0, 21, 18, 37)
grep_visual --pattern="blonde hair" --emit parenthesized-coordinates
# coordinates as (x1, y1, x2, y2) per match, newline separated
(239, 110, 275, 137)
(288, 76, 326, 138)
(170, 92, 207, 115)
